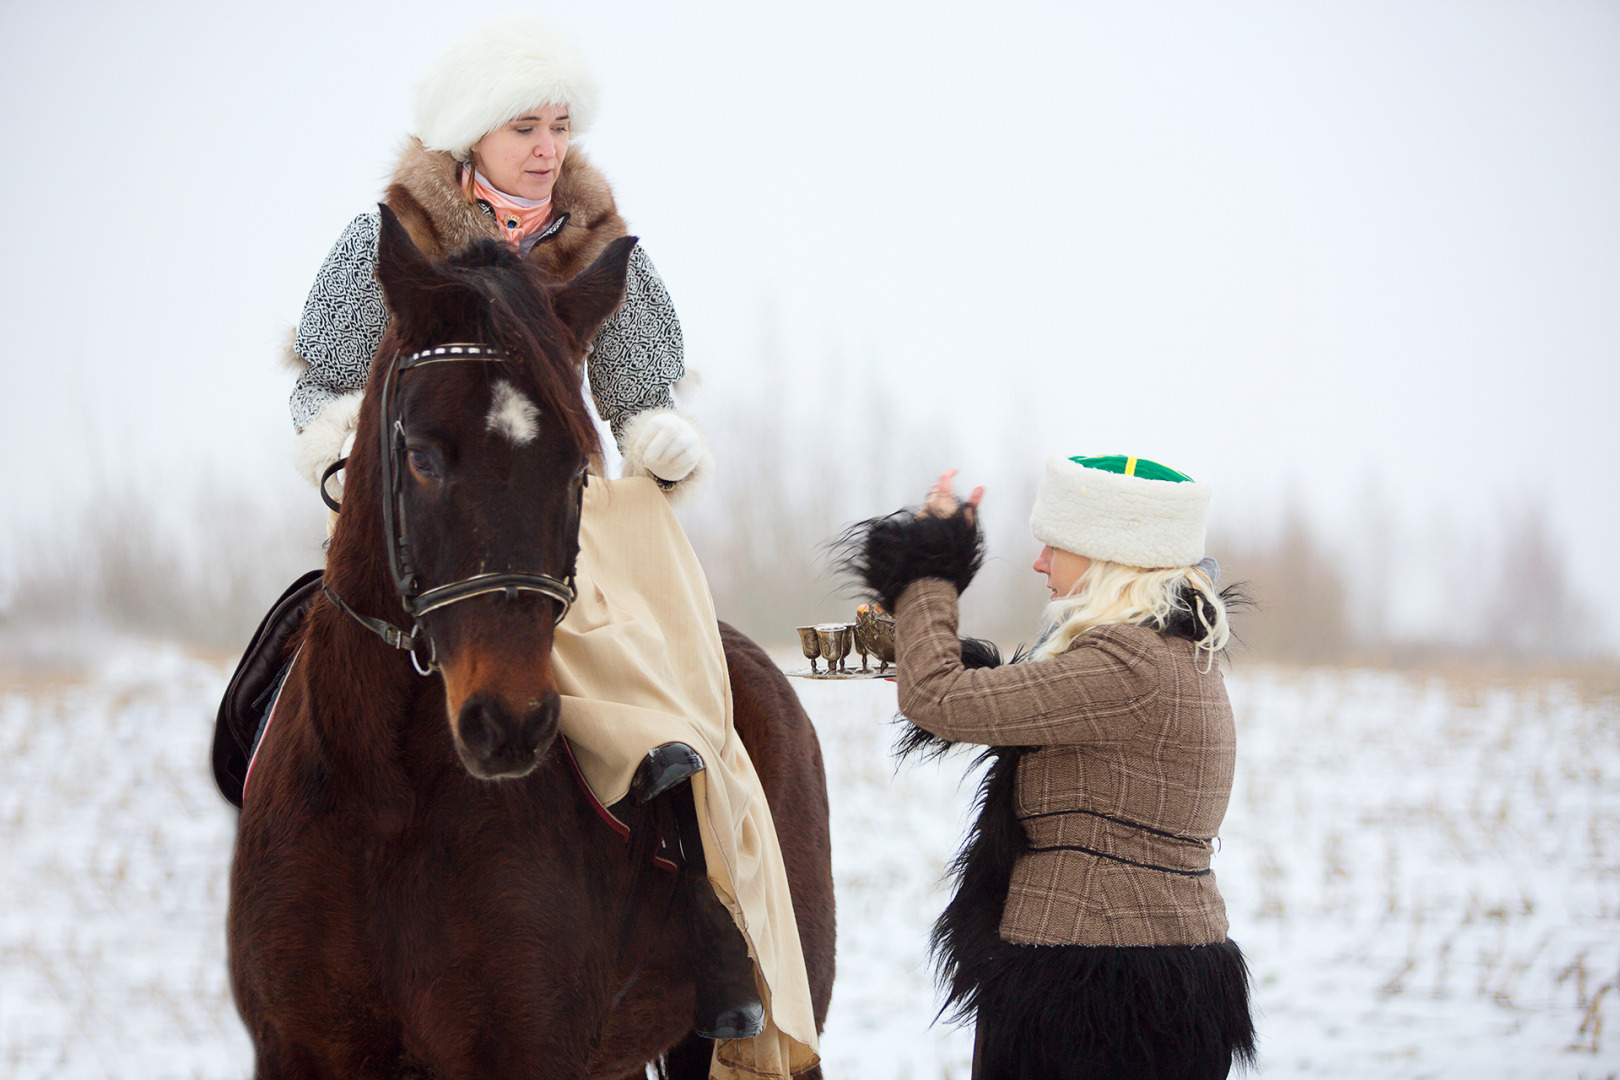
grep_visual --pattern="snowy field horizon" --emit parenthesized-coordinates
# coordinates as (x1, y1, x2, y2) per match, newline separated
(2, 638, 1615, 1078)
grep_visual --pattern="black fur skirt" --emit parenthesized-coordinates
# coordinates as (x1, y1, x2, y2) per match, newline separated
(967, 937, 1255, 1080)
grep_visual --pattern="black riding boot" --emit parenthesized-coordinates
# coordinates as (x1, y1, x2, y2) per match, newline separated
(631, 742, 766, 1041)
(630, 741, 706, 804)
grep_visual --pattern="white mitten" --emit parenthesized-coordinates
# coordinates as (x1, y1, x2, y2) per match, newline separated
(292, 391, 364, 492)
(329, 430, 357, 496)
(638, 412, 703, 483)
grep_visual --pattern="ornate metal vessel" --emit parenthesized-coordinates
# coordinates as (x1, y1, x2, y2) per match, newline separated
(853, 604, 896, 673)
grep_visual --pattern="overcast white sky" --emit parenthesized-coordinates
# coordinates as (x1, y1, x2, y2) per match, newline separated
(2, 1, 1616, 642)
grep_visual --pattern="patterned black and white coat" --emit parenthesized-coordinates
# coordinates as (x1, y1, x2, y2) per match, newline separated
(289, 137, 712, 503)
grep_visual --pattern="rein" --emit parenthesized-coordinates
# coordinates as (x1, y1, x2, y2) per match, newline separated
(325, 341, 587, 675)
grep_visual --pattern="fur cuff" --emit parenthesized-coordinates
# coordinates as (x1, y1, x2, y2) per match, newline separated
(292, 391, 363, 489)
(617, 408, 715, 506)
(894, 636, 1005, 761)
(842, 508, 985, 613)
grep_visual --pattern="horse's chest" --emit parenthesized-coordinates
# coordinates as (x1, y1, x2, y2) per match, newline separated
(359, 825, 585, 949)
(235, 769, 636, 1071)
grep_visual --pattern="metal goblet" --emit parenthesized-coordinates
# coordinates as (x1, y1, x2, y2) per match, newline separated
(796, 626, 822, 673)
(816, 623, 854, 674)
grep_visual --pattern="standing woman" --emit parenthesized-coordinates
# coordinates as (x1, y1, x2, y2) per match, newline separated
(280, 19, 820, 1080)
(849, 457, 1256, 1079)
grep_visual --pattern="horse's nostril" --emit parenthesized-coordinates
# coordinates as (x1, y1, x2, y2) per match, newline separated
(457, 691, 557, 777)
(520, 692, 562, 754)
(458, 696, 507, 761)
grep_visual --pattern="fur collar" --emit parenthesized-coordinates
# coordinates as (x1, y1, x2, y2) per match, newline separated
(384, 137, 628, 283)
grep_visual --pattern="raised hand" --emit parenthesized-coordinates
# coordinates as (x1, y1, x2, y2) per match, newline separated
(923, 468, 984, 523)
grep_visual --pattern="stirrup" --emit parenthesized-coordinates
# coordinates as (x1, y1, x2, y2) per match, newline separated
(694, 998, 765, 1042)
(630, 742, 705, 804)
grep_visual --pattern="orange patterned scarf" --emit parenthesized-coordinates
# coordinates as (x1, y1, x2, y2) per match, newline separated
(461, 166, 553, 250)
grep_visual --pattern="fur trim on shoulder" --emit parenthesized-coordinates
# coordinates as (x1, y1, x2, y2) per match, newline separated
(617, 408, 715, 506)
(388, 138, 502, 255)
(386, 139, 625, 282)
(292, 391, 363, 490)
(840, 508, 984, 613)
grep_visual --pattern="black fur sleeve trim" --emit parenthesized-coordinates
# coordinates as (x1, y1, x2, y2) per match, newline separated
(893, 635, 1004, 761)
(839, 507, 985, 613)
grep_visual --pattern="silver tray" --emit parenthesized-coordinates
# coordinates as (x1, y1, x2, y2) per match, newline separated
(784, 668, 895, 681)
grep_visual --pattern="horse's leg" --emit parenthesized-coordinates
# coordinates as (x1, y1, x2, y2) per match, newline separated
(656, 1032, 712, 1080)
(718, 622, 837, 1029)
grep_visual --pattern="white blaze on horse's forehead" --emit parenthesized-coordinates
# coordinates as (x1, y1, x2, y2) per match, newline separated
(486, 379, 541, 446)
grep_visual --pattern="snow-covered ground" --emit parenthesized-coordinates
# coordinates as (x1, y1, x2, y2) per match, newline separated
(2, 645, 1616, 1078)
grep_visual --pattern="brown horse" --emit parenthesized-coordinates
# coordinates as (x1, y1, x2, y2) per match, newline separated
(228, 207, 835, 1079)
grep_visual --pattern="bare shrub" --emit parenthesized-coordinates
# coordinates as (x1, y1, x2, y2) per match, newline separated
(1481, 504, 1597, 661)
(680, 388, 850, 643)
(0, 479, 326, 654)
(1212, 503, 1354, 664)
(678, 366, 1051, 651)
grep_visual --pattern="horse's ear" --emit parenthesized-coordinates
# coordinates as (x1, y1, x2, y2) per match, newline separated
(374, 203, 441, 318)
(550, 236, 637, 352)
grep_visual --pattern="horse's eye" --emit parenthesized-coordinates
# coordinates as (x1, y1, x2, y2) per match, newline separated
(408, 449, 437, 478)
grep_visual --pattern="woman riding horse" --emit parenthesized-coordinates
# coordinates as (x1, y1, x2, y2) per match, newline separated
(278, 19, 818, 1078)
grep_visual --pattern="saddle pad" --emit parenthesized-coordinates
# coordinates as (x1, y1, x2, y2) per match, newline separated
(213, 569, 323, 809)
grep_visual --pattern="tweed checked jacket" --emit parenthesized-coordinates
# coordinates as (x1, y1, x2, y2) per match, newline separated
(895, 578, 1236, 947)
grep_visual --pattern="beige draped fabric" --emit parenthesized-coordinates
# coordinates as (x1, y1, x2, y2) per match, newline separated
(551, 477, 819, 1079)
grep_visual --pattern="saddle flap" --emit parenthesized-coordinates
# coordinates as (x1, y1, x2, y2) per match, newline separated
(212, 569, 324, 808)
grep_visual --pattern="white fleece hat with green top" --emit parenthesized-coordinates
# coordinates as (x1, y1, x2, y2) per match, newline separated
(1029, 455, 1211, 569)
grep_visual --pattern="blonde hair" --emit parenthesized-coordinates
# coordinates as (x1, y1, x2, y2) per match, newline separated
(1031, 560, 1230, 668)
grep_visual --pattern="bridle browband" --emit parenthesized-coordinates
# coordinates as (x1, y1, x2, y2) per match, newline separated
(324, 342, 587, 675)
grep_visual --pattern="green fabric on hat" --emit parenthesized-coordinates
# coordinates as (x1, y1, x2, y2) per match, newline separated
(1069, 455, 1194, 483)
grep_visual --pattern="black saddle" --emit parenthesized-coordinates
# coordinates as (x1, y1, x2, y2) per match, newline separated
(212, 569, 323, 809)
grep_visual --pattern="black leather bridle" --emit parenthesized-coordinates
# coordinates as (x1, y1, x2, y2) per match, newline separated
(323, 342, 587, 676)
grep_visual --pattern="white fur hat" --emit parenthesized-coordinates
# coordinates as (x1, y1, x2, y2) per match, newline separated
(414, 18, 599, 161)
(1029, 455, 1212, 569)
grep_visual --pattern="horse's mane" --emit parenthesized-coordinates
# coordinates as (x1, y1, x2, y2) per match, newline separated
(382, 237, 603, 459)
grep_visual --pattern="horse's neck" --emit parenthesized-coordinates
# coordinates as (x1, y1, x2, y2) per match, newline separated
(296, 598, 446, 819)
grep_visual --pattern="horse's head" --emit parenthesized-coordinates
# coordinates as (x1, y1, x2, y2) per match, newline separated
(338, 206, 633, 780)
